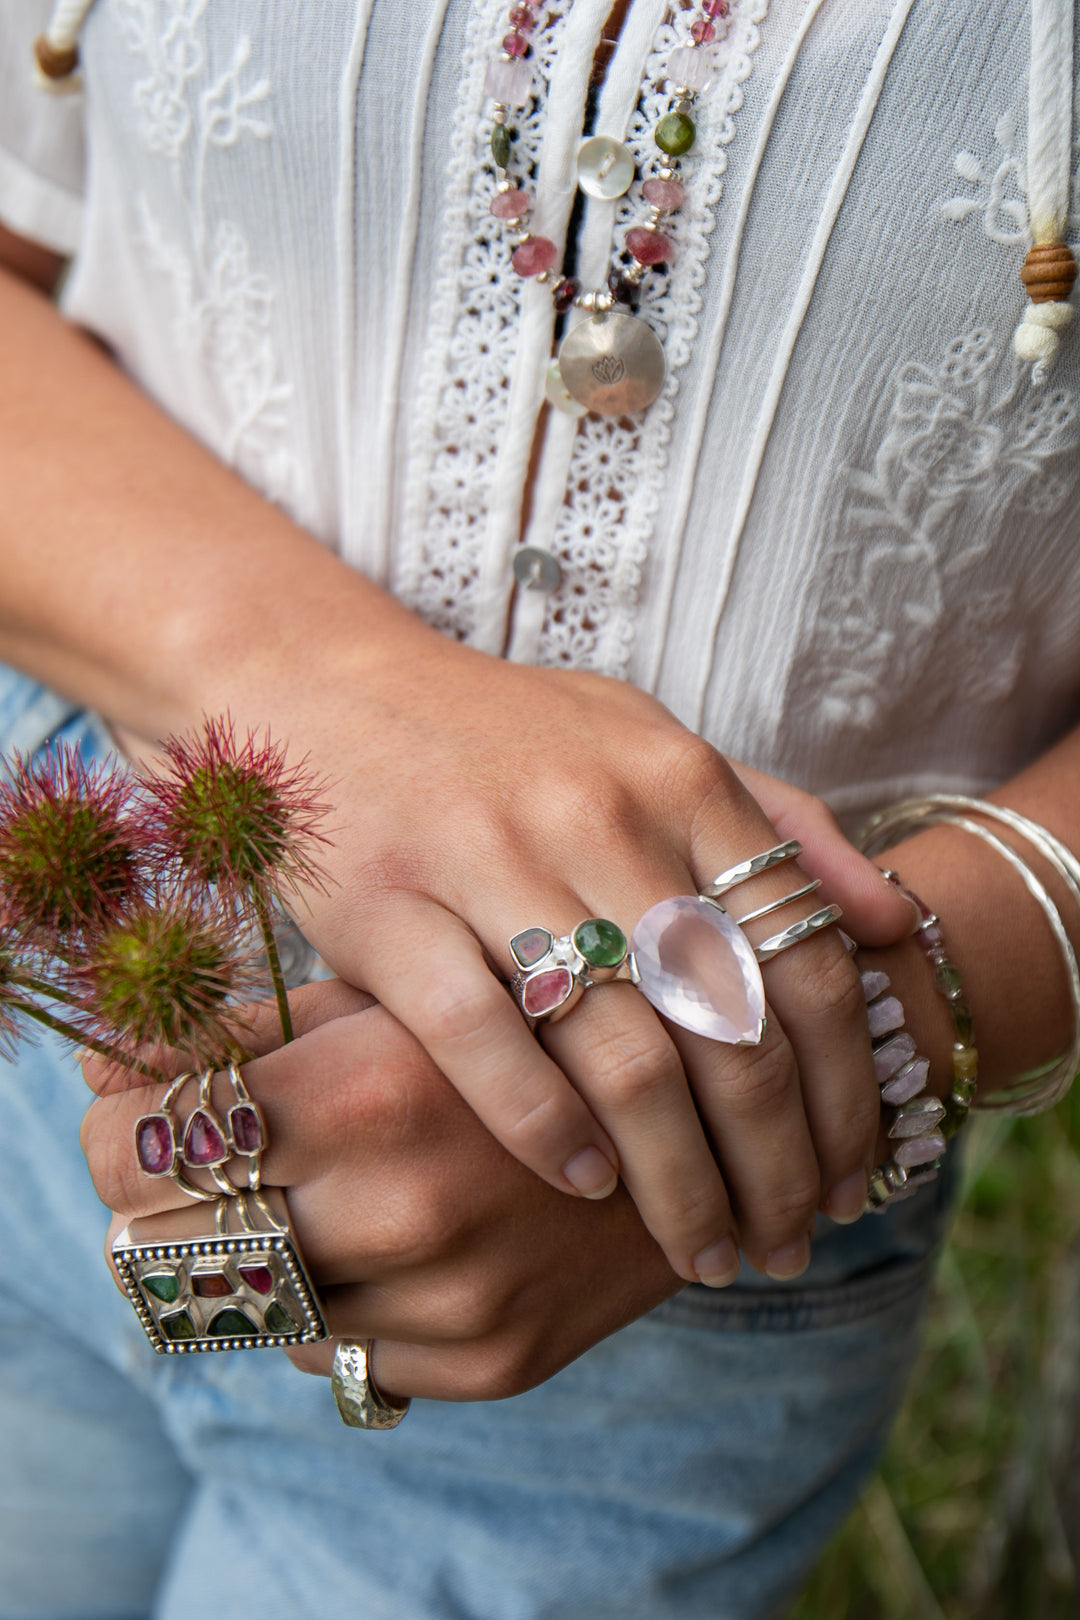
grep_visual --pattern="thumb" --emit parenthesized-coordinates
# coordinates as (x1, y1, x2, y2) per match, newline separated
(729, 762, 920, 947)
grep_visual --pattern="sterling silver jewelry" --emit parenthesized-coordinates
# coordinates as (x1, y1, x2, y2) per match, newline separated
(731, 877, 822, 928)
(753, 903, 843, 964)
(134, 1065, 268, 1198)
(112, 1187, 327, 1354)
(860, 796, 1080, 1115)
(509, 918, 629, 1024)
(332, 1339, 412, 1431)
(701, 840, 802, 899)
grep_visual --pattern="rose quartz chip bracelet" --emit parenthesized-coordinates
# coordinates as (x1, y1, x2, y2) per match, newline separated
(862, 879, 977, 1213)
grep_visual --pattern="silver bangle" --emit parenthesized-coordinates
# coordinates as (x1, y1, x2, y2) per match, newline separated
(859, 799, 1080, 1115)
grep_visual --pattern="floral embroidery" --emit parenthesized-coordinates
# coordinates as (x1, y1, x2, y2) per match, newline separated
(940, 110, 1080, 245)
(787, 329, 1080, 732)
(112, 0, 302, 514)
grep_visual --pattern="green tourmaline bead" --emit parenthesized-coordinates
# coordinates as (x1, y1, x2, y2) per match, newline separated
(143, 1272, 180, 1304)
(573, 917, 627, 968)
(161, 1309, 196, 1341)
(491, 123, 513, 167)
(952, 1003, 974, 1044)
(264, 1300, 299, 1335)
(655, 112, 695, 156)
(934, 959, 962, 997)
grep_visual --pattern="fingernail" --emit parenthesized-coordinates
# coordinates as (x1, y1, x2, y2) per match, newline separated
(764, 1235, 811, 1281)
(562, 1147, 618, 1200)
(823, 1170, 868, 1225)
(692, 1238, 741, 1288)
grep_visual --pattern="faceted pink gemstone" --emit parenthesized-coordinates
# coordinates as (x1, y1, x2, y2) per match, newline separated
(881, 1057, 930, 1105)
(895, 1132, 945, 1169)
(642, 177, 686, 211)
(135, 1114, 174, 1176)
(238, 1264, 274, 1295)
(512, 235, 558, 276)
(866, 994, 904, 1039)
(490, 188, 532, 220)
(228, 1103, 263, 1155)
(508, 5, 535, 27)
(872, 1033, 916, 1085)
(626, 227, 673, 265)
(703, 0, 729, 16)
(690, 18, 715, 43)
(503, 31, 529, 55)
(182, 1109, 229, 1168)
(484, 55, 533, 106)
(522, 967, 574, 1018)
(860, 969, 891, 1002)
(921, 923, 944, 946)
(629, 895, 765, 1044)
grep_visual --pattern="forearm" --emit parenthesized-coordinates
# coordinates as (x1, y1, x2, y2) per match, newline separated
(0, 258, 430, 739)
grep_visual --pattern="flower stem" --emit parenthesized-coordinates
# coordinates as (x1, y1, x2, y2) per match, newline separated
(253, 891, 294, 1045)
(11, 971, 80, 1008)
(12, 998, 163, 1082)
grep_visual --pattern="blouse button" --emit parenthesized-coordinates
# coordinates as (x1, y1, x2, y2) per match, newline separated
(513, 547, 562, 592)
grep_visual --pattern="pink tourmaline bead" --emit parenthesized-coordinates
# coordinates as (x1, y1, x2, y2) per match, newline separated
(882, 1058, 931, 1106)
(508, 6, 535, 28)
(860, 969, 891, 1001)
(703, 0, 729, 16)
(866, 995, 904, 1038)
(641, 177, 686, 211)
(895, 1132, 946, 1169)
(690, 18, 715, 43)
(626, 226, 673, 265)
(490, 188, 532, 219)
(512, 235, 558, 275)
(503, 31, 529, 56)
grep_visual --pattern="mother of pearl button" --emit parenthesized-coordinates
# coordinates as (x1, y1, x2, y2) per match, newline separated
(576, 135, 636, 200)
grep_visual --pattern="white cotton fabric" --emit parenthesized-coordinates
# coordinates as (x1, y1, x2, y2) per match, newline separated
(1, 0, 1079, 822)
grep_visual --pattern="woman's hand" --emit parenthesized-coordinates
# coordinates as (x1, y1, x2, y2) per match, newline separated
(217, 634, 917, 1282)
(81, 983, 682, 1402)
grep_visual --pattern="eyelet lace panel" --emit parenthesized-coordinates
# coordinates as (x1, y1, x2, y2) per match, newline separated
(393, 0, 574, 641)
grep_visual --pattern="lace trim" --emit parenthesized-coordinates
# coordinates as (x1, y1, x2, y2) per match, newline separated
(535, 0, 768, 675)
(112, 0, 306, 518)
(394, 0, 574, 638)
(786, 327, 1080, 733)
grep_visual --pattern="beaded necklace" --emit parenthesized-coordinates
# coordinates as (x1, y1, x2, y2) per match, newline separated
(484, 0, 736, 417)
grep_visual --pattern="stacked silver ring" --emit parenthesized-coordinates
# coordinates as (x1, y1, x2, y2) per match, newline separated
(134, 1063, 267, 1200)
(703, 841, 843, 965)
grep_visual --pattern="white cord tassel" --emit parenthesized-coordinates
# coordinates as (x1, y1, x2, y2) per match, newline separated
(1014, 0, 1078, 381)
(33, 0, 97, 93)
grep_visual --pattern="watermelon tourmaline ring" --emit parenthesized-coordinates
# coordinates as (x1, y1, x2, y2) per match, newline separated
(509, 917, 631, 1025)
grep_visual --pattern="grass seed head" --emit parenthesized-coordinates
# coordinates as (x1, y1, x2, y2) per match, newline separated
(141, 715, 331, 910)
(0, 747, 144, 948)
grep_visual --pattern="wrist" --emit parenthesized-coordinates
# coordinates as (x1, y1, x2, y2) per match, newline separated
(858, 823, 1073, 1099)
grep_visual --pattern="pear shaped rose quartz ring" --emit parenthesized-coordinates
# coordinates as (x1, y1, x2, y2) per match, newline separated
(510, 841, 842, 1043)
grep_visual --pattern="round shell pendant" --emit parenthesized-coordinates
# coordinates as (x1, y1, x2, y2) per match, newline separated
(557, 312, 667, 416)
(576, 135, 636, 200)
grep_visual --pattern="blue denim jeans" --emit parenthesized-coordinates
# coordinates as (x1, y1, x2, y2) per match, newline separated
(0, 665, 956, 1620)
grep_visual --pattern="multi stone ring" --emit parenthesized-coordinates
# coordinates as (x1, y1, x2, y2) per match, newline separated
(510, 842, 842, 1047)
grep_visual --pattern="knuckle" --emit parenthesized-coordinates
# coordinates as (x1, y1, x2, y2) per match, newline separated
(80, 1099, 141, 1215)
(716, 1040, 793, 1114)
(586, 1029, 682, 1113)
(762, 1172, 821, 1229)
(421, 975, 504, 1051)
(461, 1337, 549, 1402)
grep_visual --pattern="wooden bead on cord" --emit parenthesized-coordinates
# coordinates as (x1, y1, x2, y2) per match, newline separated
(1020, 240, 1079, 304)
(33, 34, 79, 79)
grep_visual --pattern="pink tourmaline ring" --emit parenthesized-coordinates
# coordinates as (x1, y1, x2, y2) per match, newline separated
(135, 1063, 267, 1200)
(509, 918, 631, 1025)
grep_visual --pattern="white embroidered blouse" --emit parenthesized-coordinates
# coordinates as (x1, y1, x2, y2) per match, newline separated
(1, 0, 1078, 822)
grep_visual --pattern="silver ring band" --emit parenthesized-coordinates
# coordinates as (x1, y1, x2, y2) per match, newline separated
(753, 903, 843, 964)
(332, 1339, 412, 1430)
(731, 876, 822, 928)
(701, 840, 803, 899)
